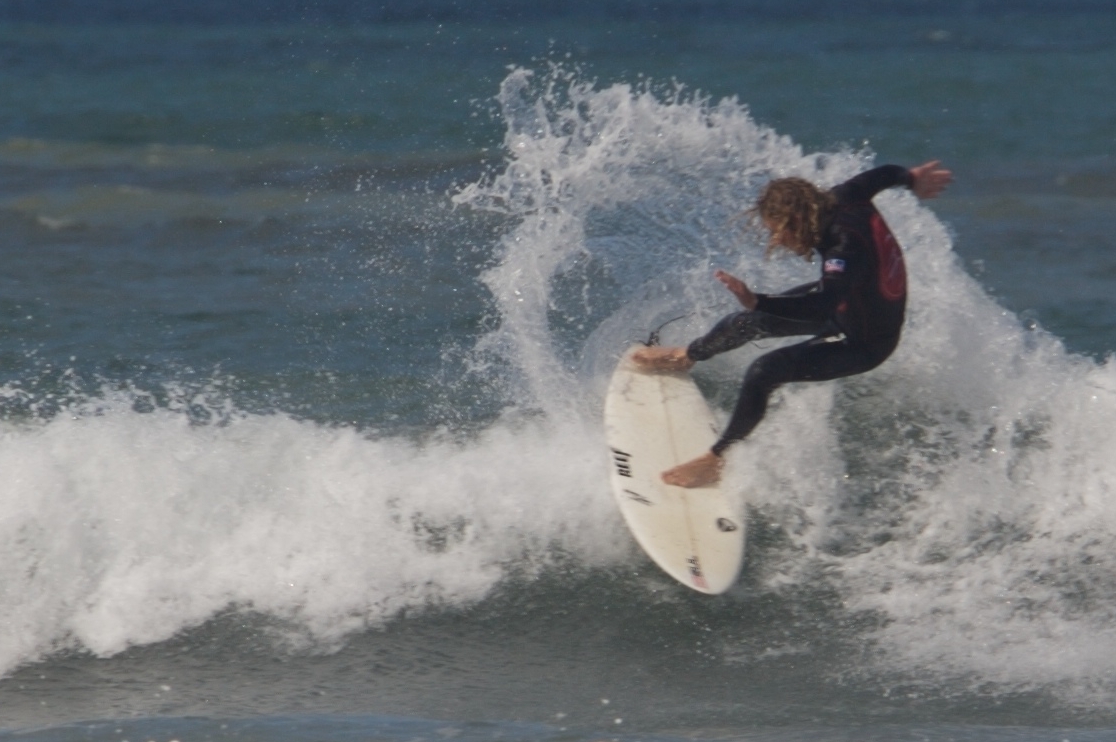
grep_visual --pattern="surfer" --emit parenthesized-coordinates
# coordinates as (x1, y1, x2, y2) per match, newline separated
(632, 161, 953, 487)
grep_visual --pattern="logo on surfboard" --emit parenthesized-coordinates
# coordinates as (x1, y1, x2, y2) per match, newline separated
(624, 489, 652, 506)
(611, 447, 633, 478)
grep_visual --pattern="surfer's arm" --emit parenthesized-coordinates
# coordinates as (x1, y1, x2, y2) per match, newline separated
(832, 162, 951, 203)
(751, 233, 857, 323)
(831, 164, 913, 203)
(752, 289, 835, 323)
(752, 274, 846, 323)
(715, 271, 820, 308)
(778, 280, 822, 297)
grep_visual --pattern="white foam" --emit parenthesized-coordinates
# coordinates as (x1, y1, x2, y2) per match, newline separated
(0, 398, 626, 675)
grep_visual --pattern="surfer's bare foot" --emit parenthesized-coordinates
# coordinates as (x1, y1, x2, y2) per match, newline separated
(662, 451, 723, 488)
(631, 346, 694, 373)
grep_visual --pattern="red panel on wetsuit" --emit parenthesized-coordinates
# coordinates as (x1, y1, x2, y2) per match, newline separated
(870, 213, 906, 302)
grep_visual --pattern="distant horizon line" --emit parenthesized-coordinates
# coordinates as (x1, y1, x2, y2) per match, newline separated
(1, 0, 1113, 26)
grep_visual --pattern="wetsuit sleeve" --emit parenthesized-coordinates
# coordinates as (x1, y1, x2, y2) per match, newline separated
(778, 280, 821, 297)
(751, 254, 849, 323)
(830, 165, 913, 203)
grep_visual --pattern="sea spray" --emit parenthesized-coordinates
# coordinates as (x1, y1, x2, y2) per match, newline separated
(453, 65, 864, 417)
(455, 65, 1116, 700)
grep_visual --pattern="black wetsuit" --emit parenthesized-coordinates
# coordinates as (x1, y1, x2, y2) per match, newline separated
(686, 165, 913, 456)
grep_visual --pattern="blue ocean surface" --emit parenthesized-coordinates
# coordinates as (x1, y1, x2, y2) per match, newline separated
(1, 2, 1115, 740)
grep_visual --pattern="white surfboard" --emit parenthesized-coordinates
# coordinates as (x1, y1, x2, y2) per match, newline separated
(604, 345, 745, 594)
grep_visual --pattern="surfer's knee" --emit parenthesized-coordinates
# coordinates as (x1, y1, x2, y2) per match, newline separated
(744, 350, 793, 394)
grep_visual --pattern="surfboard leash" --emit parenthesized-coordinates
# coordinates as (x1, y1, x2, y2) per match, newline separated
(643, 313, 691, 347)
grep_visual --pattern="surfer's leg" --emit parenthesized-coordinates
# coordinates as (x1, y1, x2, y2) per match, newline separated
(634, 311, 823, 373)
(709, 337, 893, 456)
(662, 328, 847, 488)
(661, 345, 798, 487)
(686, 311, 827, 361)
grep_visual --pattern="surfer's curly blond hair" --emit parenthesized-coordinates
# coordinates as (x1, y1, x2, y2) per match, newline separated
(751, 177, 835, 259)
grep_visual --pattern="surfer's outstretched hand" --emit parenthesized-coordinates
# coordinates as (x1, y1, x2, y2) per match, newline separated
(662, 451, 723, 488)
(714, 269, 757, 310)
(631, 346, 695, 373)
(909, 160, 952, 199)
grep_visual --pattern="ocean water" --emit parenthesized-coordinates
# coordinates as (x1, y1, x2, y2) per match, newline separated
(1, 3, 1116, 740)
